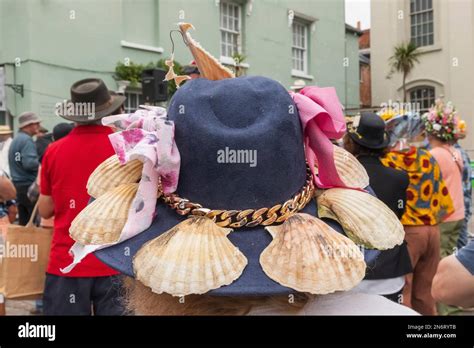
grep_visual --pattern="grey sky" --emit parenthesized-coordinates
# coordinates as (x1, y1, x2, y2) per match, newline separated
(345, 0, 371, 30)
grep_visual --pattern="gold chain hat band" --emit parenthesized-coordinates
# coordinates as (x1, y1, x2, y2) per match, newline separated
(162, 167, 315, 228)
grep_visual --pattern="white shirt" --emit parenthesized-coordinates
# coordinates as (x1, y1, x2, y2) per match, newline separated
(0, 138, 12, 178)
(248, 290, 419, 316)
(353, 276, 406, 296)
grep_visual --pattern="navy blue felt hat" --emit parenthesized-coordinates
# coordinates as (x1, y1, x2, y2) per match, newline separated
(95, 76, 380, 296)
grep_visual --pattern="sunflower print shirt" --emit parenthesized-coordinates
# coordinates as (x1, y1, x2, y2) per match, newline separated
(381, 146, 454, 226)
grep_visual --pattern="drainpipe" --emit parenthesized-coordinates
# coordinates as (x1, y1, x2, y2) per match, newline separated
(154, 0, 160, 48)
(342, 4, 348, 112)
(2, 62, 18, 128)
(344, 36, 348, 112)
(13, 64, 17, 126)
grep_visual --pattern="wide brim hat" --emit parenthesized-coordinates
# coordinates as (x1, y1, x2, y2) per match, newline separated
(348, 112, 390, 149)
(63, 23, 406, 298)
(290, 79, 306, 90)
(385, 112, 425, 146)
(18, 112, 41, 129)
(93, 77, 380, 296)
(57, 78, 125, 123)
(96, 196, 380, 296)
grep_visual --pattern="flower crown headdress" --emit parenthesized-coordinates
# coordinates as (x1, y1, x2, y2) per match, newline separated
(422, 99, 460, 141)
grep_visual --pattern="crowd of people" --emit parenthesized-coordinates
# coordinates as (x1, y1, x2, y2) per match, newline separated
(344, 106, 474, 315)
(0, 78, 126, 315)
(0, 65, 472, 316)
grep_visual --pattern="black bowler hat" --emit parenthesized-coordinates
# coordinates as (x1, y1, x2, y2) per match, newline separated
(348, 112, 390, 149)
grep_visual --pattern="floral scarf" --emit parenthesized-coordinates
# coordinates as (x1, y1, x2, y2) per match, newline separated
(380, 146, 454, 225)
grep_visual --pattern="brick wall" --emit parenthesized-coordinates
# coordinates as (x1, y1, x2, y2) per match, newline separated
(360, 63, 371, 107)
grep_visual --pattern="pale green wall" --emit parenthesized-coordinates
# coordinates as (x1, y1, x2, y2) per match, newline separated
(157, 0, 348, 95)
(345, 29, 361, 111)
(0, 0, 357, 131)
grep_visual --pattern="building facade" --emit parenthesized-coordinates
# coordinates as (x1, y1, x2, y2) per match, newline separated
(371, 0, 474, 153)
(0, 0, 358, 131)
(345, 24, 362, 113)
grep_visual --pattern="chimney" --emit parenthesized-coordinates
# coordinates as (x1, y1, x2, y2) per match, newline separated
(357, 21, 361, 30)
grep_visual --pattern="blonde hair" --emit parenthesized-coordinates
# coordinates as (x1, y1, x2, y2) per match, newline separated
(122, 277, 312, 316)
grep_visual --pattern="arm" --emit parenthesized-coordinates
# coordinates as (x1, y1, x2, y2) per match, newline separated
(432, 255, 474, 308)
(7, 203, 17, 223)
(461, 148, 472, 220)
(38, 194, 54, 219)
(21, 138, 40, 171)
(0, 176, 16, 201)
(39, 150, 53, 220)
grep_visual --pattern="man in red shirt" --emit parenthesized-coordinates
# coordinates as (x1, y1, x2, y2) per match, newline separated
(38, 78, 125, 315)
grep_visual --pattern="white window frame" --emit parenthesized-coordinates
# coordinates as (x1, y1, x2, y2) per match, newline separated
(124, 90, 143, 114)
(410, 0, 434, 47)
(220, 1, 242, 59)
(409, 85, 435, 113)
(292, 19, 309, 74)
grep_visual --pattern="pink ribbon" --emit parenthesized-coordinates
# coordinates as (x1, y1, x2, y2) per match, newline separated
(103, 106, 180, 195)
(101, 105, 181, 239)
(61, 106, 180, 274)
(290, 87, 347, 188)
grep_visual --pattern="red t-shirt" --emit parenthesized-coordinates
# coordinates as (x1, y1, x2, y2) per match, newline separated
(40, 125, 119, 277)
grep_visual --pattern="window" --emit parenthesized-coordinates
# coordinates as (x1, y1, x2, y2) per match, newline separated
(410, 0, 434, 47)
(124, 91, 144, 114)
(220, 1, 241, 58)
(292, 20, 308, 73)
(122, 0, 156, 46)
(409, 86, 435, 112)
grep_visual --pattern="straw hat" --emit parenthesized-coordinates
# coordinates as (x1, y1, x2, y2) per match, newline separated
(290, 79, 307, 91)
(0, 125, 13, 135)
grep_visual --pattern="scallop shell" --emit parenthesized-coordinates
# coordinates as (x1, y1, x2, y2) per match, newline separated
(317, 188, 405, 250)
(70, 183, 138, 245)
(315, 145, 369, 189)
(333, 145, 370, 188)
(87, 154, 143, 198)
(260, 213, 366, 294)
(133, 216, 247, 296)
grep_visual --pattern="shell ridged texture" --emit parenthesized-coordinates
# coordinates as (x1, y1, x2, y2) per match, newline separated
(70, 183, 138, 245)
(317, 188, 405, 250)
(333, 146, 370, 189)
(133, 216, 248, 296)
(261, 213, 366, 294)
(87, 155, 143, 198)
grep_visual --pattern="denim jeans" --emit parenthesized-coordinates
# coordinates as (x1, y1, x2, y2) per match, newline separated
(457, 217, 470, 249)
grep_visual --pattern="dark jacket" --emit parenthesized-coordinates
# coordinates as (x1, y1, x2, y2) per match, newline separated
(8, 131, 39, 185)
(36, 133, 54, 163)
(358, 155, 412, 280)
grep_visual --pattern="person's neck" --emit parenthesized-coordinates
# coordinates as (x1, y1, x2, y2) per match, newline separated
(77, 123, 103, 127)
(20, 129, 33, 136)
(429, 138, 446, 148)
